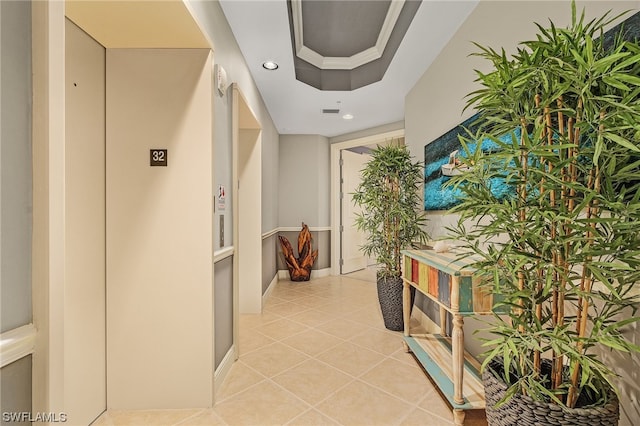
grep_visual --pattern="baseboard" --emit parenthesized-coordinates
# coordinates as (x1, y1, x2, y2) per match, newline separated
(277, 267, 331, 281)
(262, 274, 278, 305)
(214, 345, 236, 397)
(311, 268, 331, 278)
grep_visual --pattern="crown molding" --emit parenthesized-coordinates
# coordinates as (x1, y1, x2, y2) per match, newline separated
(291, 0, 405, 70)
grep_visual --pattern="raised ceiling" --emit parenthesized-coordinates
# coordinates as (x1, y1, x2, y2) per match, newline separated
(288, 0, 420, 90)
(220, 0, 479, 137)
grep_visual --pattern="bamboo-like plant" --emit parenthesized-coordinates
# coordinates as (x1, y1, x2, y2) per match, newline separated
(446, 4, 640, 411)
(353, 141, 429, 279)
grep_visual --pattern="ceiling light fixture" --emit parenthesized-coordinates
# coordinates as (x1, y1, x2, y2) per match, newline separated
(262, 61, 279, 70)
(342, 114, 354, 120)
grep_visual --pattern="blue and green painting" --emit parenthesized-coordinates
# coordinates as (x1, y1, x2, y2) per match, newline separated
(424, 114, 478, 211)
(423, 115, 519, 211)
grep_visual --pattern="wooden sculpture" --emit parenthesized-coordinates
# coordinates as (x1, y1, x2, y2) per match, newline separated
(278, 223, 318, 281)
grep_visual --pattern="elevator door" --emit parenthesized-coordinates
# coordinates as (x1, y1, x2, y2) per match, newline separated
(64, 18, 106, 425)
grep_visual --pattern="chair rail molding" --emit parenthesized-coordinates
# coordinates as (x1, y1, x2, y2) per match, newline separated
(0, 324, 36, 368)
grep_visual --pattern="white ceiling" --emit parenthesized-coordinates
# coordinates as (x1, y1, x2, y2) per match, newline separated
(219, 0, 479, 138)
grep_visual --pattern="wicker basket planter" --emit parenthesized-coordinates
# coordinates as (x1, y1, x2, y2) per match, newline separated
(483, 359, 619, 426)
(377, 275, 414, 331)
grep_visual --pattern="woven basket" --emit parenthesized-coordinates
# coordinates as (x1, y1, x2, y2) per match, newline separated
(483, 360, 619, 426)
(376, 275, 414, 331)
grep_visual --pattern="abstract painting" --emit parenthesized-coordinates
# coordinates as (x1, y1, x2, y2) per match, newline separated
(423, 114, 481, 211)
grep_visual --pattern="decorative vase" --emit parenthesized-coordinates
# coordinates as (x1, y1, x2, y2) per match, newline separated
(483, 359, 619, 426)
(376, 275, 414, 331)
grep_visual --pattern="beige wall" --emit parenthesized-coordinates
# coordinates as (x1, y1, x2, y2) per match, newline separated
(405, 2, 640, 424)
(278, 135, 331, 228)
(106, 48, 213, 409)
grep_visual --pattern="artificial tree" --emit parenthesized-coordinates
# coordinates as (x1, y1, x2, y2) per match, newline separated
(446, 3, 640, 424)
(353, 140, 429, 331)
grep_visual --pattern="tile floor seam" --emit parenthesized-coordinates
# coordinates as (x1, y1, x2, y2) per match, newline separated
(356, 369, 430, 408)
(290, 390, 358, 426)
(289, 307, 331, 327)
(278, 337, 347, 360)
(241, 312, 284, 323)
(300, 375, 360, 410)
(351, 354, 395, 379)
(301, 355, 376, 383)
(173, 409, 229, 426)
(235, 337, 277, 358)
(239, 342, 313, 379)
(281, 317, 342, 335)
(263, 376, 317, 415)
(281, 408, 320, 426)
(345, 332, 406, 357)
(248, 320, 312, 342)
(214, 376, 269, 404)
(242, 317, 285, 330)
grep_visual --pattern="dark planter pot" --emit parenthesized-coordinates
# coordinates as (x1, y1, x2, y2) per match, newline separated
(376, 275, 415, 331)
(483, 359, 619, 426)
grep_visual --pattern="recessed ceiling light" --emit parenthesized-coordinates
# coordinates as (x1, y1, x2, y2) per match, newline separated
(262, 61, 279, 70)
(342, 114, 354, 120)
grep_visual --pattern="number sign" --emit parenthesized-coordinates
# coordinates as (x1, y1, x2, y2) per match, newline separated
(150, 149, 167, 167)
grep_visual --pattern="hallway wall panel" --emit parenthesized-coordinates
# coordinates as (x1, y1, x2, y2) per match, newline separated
(106, 48, 213, 409)
(64, 18, 106, 424)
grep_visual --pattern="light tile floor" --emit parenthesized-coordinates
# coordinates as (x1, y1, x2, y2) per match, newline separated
(93, 269, 487, 426)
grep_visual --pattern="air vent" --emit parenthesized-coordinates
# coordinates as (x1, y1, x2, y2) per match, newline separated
(322, 108, 340, 114)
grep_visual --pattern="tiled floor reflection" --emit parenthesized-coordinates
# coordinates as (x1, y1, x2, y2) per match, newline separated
(93, 269, 487, 425)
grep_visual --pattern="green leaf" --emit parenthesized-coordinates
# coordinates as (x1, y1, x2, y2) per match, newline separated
(604, 132, 640, 152)
(615, 74, 640, 87)
(602, 76, 630, 91)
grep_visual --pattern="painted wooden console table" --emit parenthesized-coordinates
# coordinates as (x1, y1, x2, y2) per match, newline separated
(401, 249, 495, 426)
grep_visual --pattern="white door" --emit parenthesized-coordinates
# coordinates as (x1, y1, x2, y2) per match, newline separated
(340, 149, 370, 274)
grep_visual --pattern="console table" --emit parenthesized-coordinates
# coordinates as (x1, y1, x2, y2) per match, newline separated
(401, 249, 496, 426)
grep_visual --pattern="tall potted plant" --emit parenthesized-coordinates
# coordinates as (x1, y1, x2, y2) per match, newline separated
(353, 140, 429, 331)
(446, 4, 640, 425)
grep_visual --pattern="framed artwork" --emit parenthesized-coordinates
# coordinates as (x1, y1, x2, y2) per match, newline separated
(423, 114, 480, 211)
(424, 115, 521, 211)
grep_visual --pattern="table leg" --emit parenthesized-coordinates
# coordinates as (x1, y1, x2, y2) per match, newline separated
(452, 314, 464, 405)
(403, 279, 411, 337)
(439, 305, 447, 336)
(453, 409, 465, 426)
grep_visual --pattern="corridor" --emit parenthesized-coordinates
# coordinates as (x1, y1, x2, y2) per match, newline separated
(94, 271, 485, 425)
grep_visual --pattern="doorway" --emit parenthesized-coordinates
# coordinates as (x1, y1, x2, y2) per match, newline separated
(330, 129, 405, 276)
(340, 148, 370, 274)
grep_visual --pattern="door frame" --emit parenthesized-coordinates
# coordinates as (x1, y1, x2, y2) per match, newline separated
(231, 83, 262, 360)
(330, 129, 404, 276)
